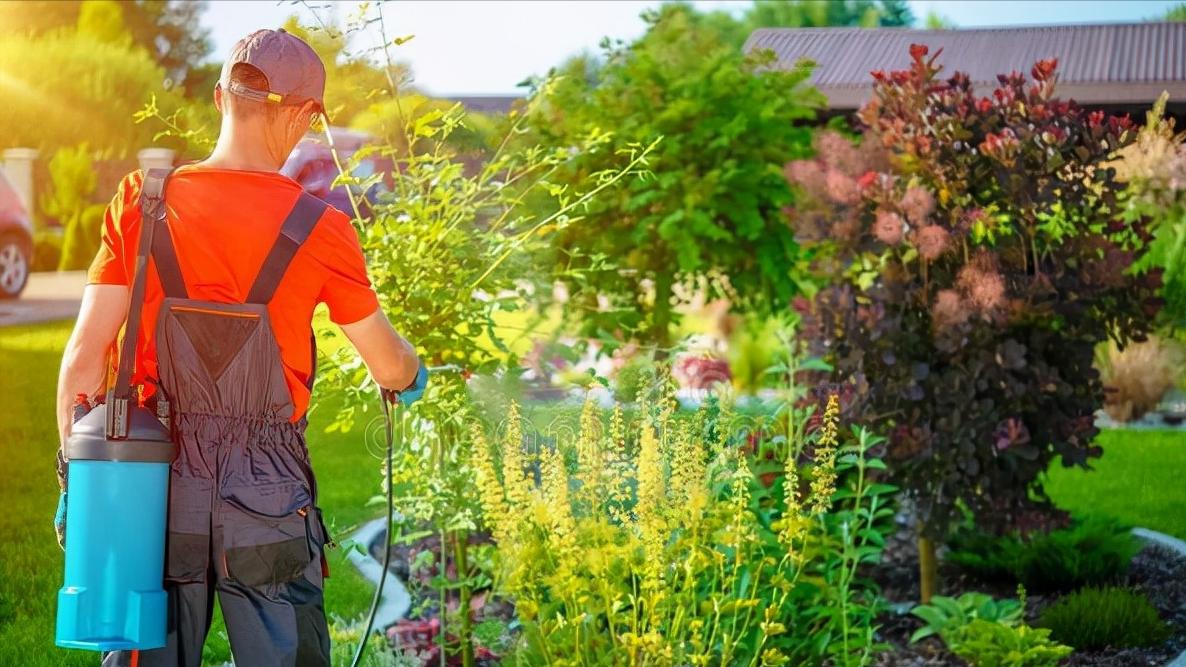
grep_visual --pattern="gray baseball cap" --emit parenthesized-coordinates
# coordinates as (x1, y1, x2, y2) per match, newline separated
(219, 28, 327, 116)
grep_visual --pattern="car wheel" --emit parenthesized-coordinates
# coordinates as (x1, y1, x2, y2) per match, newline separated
(0, 233, 30, 299)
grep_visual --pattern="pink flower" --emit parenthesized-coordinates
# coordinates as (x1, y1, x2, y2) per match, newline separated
(786, 159, 827, 200)
(914, 225, 951, 261)
(932, 289, 970, 330)
(873, 210, 905, 245)
(825, 169, 859, 205)
(958, 265, 1006, 311)
(816, 131, 863, 175)
(898, 185, 935, 225)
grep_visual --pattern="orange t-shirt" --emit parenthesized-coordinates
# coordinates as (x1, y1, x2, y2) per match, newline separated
(87, 167, 380, 419)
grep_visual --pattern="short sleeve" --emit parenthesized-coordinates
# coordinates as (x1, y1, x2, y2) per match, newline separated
(314, 211, 380, 325)
(87, 170, 144, 286)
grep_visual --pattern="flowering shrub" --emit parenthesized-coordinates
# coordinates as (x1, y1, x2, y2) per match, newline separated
(471, 393, 895, 666)
(787, 47, 1161, 557)
(1112, 92, 1186, 328)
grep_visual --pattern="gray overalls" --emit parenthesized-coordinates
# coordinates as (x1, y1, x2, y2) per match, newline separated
(104, 174, 334, 667)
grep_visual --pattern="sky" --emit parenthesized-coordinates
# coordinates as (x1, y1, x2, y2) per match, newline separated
(202, 0, 1183, 96)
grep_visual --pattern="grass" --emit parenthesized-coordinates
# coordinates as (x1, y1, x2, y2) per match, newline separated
(0, 318, 390, 666)
(1045, 429, 1186, 539)
(4, 317, 1184, 665)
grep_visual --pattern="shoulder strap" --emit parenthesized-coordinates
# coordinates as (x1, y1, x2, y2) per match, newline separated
(108, 167, 174, 438)
(150, 209, 187, 299)
(246, 191, 328, 304)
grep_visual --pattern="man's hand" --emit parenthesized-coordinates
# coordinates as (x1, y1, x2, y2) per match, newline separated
(380, 362, 429, 407)
(398, 362, 429, 406)
(55, 492, 67, 550)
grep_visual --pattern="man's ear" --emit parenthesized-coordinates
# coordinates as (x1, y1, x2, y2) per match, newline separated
(300, 99, 318, 126)
(213, 83, 225, 114)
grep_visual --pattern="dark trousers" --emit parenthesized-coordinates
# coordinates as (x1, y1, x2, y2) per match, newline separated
(101, 559, 330, 667)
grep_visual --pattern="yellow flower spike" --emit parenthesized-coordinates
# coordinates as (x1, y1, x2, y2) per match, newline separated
(469, 424, 515, 545)
(808, 394, 841, 515)
(635, 421, 667, 589)
(761, 648, 789, 666)
(575, 396, 604, 510)
(610, 403, 626, 453)
(760, 621, 787, 637)
(540, 446, 579, 569)
(501, 401, 533, 516)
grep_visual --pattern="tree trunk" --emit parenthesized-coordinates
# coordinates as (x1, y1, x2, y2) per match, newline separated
(454, 530, 475, 667)
(918, 532, 938, 603)
(650, 271, 675, 359)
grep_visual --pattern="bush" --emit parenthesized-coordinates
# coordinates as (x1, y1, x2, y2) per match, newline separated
(612, 354, 653, 403)
(1039, 587, 1170, 650)
(30, 229, 62, 273)
(790, 45, 1161, 541)
(910, 592, 1023, 643)
(0, 29, 187, 154)
(911, 592, 1071, 666)
(951, 619, 1072, 667)
(1097, 336, 1184, 422)
(946, 517, 1140, 593)
(1112, 93, 1186, 329)
(58, 204, 105, 272)
(37, 143, 106, 271)
(523, 3, 823, 347)
(471, 393, 895, 665)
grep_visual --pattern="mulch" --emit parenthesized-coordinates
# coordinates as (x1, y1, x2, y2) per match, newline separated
(872, 529, 1186, 667)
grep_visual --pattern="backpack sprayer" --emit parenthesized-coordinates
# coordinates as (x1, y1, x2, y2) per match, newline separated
(55, 174, 176, 651)
(350, 364, 461, 667)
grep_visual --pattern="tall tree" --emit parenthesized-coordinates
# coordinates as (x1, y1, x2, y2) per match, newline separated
(1163, 3, 1186, 20)
(0, 0, 212, 89)
(522, 3, 822, 347)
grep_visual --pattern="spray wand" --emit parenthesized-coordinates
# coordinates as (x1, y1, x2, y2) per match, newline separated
(350, 364, 465, 667)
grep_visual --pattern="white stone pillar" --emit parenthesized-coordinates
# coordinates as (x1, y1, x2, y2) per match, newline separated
(2, 147, 39, 213)
(137, 148, 175, 172)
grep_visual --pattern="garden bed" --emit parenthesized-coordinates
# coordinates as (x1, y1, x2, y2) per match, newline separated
(874, 533, 1186, 666)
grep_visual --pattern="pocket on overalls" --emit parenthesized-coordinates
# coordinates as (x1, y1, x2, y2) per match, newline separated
(307, 506, 332, 580)
(166, 476, 212, 583)
(219, 481, 314, 588)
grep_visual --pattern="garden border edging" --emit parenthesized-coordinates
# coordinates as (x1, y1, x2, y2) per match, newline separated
(346, 517, 412, 630)
(1132, 528, 1186, 667)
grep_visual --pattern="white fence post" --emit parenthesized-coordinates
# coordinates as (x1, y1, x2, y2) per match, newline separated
(2, 147, 39, 214)
(137, 148, 176, 172)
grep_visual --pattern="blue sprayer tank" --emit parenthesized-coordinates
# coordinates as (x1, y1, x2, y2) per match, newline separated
(55, 402, 176, 652)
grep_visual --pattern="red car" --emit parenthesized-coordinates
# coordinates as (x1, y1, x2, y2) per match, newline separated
(0, 171, 32, 299)
(281, 128, 394, 216)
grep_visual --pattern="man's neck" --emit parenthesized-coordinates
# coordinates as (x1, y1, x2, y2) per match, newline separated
(199, 120, 285, 172)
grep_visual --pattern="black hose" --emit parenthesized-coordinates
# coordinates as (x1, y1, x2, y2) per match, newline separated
(350, 390, 397, 667)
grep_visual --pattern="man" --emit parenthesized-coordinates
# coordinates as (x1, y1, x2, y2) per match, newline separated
(54, 29, 423, 666)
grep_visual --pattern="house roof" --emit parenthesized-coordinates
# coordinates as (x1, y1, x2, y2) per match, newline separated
(445, 95, 523, 114)
(744, 22, 1186, 110)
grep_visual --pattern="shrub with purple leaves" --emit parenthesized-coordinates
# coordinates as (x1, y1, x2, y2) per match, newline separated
(786, 45, 1163, 537)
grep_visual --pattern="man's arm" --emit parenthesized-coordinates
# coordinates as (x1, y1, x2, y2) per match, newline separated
(339, 308, 420, 391)
(57, 285, 129, 448)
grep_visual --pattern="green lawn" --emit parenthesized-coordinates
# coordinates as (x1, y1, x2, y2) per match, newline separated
(1045, 429, 1186, 539)
(0, 318, 389, 666)
(5, 318, 1184, 666)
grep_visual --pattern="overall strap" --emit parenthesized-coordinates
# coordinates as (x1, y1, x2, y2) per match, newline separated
(246, 191, 327, 304)
(108, 167, 174, 437)
(150, 210, 188, 298)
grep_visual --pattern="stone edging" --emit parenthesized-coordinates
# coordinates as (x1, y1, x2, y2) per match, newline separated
(346, 517, 412, 630)
(1132, 528, 1186, 667)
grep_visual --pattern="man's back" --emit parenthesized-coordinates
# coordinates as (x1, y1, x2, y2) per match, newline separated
(87, 165, 378, 418)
